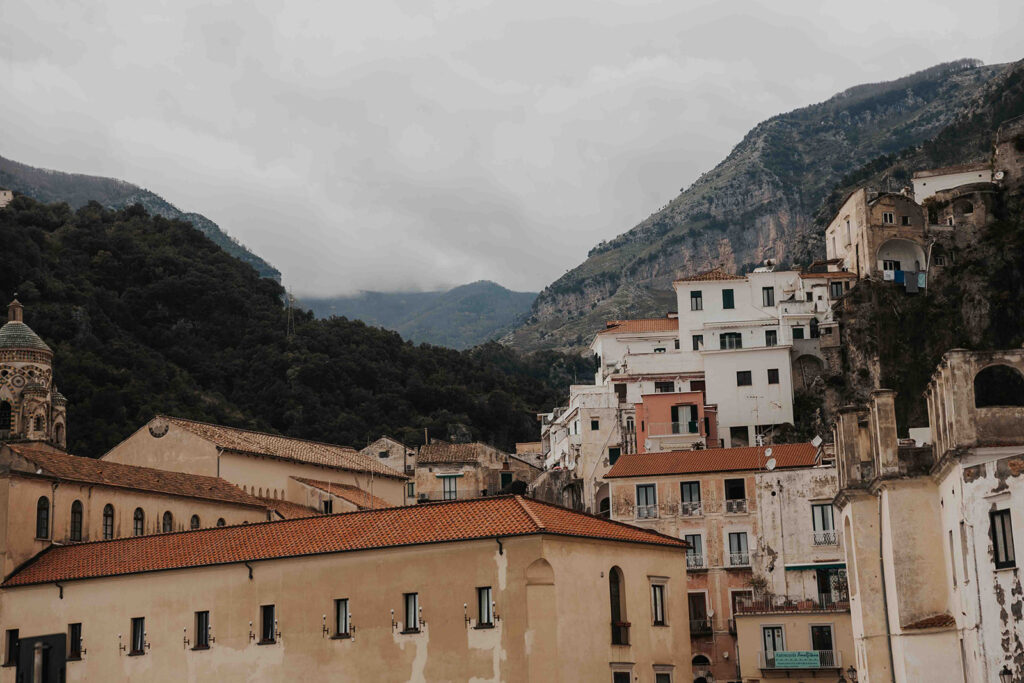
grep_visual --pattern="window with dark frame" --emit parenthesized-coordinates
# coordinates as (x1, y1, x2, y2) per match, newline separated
(590, 418, 600, 430)
(133, 508, 145, 536)
(609, 567, 628, 645)
(260, 604, 276, 643)
(477, 586, 494, 627)
(654, 381, 674, 393)
(322, 499, 333, 514)
(216, 518, 226, 527)
(190, 514, 200, 530)
(720, 332, 742, 350)
(692, 335, 703, 351)
(68, 623, 82, 659)
(792, 326, 805, 340)
(162, 511, 174, 533)
(991, 509, 1016, 569)
(765, 329, 777, 347)
(635, 484, 658, 518)
(70, 499, 83, 541)
(762, 286, 775, 307)
(500, 472, 513, 489)
(608, 447, 621, 466)
(901, 215, 911, 226)
(4, 629, 18, 666)
(130, 617, 145, 655)
(722, 289, 735, 309)
(403, 592, 420, 633)
(35, 496, 49, 539)
(655, 673, 672, 683)
(736, 371, 752, 386)
(651, 583, 666, 625)
(767, 368, 779, 385)
(690, 290, 703, 311)
(194, 611, 210, 649)
(406, 482, 415, 498)
(830, 281, 844, 298)
(334, 599, 350, 637)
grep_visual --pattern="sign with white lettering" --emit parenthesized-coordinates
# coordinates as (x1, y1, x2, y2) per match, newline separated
(773, 651, 821, 668)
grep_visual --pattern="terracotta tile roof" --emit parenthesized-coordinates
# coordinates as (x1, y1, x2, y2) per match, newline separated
(293, 478, 393, 510)
(2, 496, 685, 587)
(161, 416, 406, 480)
(596, 318, 679, 335)
(673, 267, 746, 283)
(799, 271, 857, 279)
(258, 497, 321, 520)
(417, 442, 501, 465)
(605, 443, 819, 478)
(5, 444, 266, 509)
(903, 613, 956, 630)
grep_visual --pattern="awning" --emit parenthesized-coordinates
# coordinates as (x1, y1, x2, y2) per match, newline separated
(784, 562, 846, 571)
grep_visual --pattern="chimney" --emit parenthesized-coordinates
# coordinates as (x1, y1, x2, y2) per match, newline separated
(8, 299, 23, 323)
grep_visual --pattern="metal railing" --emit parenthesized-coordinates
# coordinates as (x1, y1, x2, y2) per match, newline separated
(759, 650, 841, 669)
(812, 530, 839, 546)
(728, 551, 750, 567)
(725, 498, 748, 514)
(635, 504, 658, 519)
(647, 421, 701, 436)
(679, 501, 703, 517)
(685, 553, 706, 570)
(417, 490, 483, 502)
(689, 618, 712, 636)
(734, 593, 850, 614)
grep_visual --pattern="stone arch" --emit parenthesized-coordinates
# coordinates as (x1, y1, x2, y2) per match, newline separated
(974, 364, 1024, 407)
(595, 482, 609, 518)
(525, 557, 554, 586)
(876, 238, 926, 273)
(793, 354, 825, 392)
(692, 654, 711, 666)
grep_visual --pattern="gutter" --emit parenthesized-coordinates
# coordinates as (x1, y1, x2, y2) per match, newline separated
(877, 487, 897, 680)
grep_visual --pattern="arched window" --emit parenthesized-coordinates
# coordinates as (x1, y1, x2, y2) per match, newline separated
(70, 500, 83, 541)
(258, 488, 263, 498)
(960, 201, 974, 214)
(216, 518, 226, 527)
(692, 655, 711, 666)
(102, 504, 114, 539)
(36, 496, 50, 539)
(609, 566, 628, 645)
(0, 401, 11, 431)
(190, 514, 200, 530)
(598, 497, 611, 518)
(162, 511, 174, 533)
(32, 415, 43, 431)
(54, 423, 65, 446)
(133, 508, 145, 536)
(974, 365, 1024, 407)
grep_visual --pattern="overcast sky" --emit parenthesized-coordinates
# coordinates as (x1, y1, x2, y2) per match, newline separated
(1, 1, 1021, 296)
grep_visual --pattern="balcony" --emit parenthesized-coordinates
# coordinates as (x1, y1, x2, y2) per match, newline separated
(724, 498, 748, 514)
(635, 504, 659, 520)
(812, 530, 839, 546)
(685, 553, 706, 571)
(759, 650, 841, 670)
(728, 551, 750, 567)
(647, 421, 700, 436)
(417, 491, 483, 503)
(735, 593, 850, 615)
(689, 618, 713, 636)
(678, 501, 703, 517)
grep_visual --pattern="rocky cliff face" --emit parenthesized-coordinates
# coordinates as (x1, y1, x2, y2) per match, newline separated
(507, 59, 1010, 352)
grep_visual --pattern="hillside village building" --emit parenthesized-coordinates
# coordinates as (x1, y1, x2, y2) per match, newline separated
(414, 441, 541, 503)
(0, 190, 12, 209)
(0, 496, 693, 683)
(359, 435, 416, 479)
(834, 350, 1024, 683)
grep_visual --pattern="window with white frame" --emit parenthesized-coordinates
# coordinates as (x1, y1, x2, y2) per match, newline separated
(635, 484, 657, 519)
(477, 586, 494, 627)
(334, 598, 350, 637)
(728, 532, 749, 566)
(684, 534, 704, 569)
(812, 504, 837, 545)
(441, 476, 458, 500)
(650, 578, 668, 626)
(882, 212, 894, 224)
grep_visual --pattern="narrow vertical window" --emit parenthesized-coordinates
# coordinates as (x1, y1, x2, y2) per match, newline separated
(130, 617, 146, 655)
(609, 567, 628, 645)
(102, 504, 114, 539)
(477, 587, 494, 627)
(767, 368, 780, 385)
(322, 499, 333, 514)
(403, 593, 420, 633)
(334, 599, 350, 637)
(70, 500, 83, 541)
(260, 605, 276, 643)
(722, 289, 734, 309)
(442, 476, 458, 500)
(762, 286, 775, 307)
(635, 484, 657, 519)
(692, 335, 704, 351)
(650, 582, 666, 626)
(162, 511, 174, 533)
(35, 496, 50, 539)
(133, 508, 145, 536)
(194, 611, 210, 649)
(991, 509, 1016, 569)
(68, 623, 82, 659)
(690, 290, 703, 311)
(4, 629, 18, 666)
(190, 515, 201, 530)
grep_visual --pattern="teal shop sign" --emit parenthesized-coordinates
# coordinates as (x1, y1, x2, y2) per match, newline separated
(773, 651, 821, 668)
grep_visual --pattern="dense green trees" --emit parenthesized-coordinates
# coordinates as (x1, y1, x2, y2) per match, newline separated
(0, 197, 591, 456)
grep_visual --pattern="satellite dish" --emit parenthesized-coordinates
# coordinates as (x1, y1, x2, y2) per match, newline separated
(764, 447, 773, 458)
(766, 458, 777, 471)
(811, 435, 823, 448)
(995, 170, 1005, 180)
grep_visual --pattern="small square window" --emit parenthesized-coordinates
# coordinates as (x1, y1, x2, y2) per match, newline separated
(792, 326, 805, 340)
(767, 369, 779, 384)
(901, 215, 911, 226)
(737, 371, 752, 386)
(590, 419, 600, 430)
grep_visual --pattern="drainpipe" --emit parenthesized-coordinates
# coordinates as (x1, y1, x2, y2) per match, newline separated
(877, 488, 897, 681)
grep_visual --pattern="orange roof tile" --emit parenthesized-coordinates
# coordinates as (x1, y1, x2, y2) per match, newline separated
(258, 497, 321, 520)
(605, 443, 819, 478)
(2, 496, 685, 587)
(597, 317, 679, 335)
(161, 416, 406, 480)
(5, 445, 267, 509)
(673, 267, 746, 283)
(903, 613, 956, 630)
(293, 478, 393, 510)
(418, 442, 501, 465)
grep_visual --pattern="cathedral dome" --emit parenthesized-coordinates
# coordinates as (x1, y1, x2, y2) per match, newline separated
(0, 300, 52, 353)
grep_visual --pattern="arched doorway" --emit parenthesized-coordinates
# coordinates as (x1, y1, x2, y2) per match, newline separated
(876, 239, 926, 275)
(692, 654, 712, 683)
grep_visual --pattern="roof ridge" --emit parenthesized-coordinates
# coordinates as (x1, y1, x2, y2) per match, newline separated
(515, 496, 546, 530)
(160, 415, 359, 452)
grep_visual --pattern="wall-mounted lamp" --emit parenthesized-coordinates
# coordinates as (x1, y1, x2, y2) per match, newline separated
(390, 609, 397, 632)
(322, 614, 329, 638)
(464, 603, 472, 627)
(248, 621, 255, 642)
(419, 605, 426, 629)
(182, 628, 190, 649)
(118, 634, 126, 655)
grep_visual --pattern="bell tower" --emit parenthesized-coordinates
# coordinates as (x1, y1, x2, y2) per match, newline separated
(0, 299, 67, 448)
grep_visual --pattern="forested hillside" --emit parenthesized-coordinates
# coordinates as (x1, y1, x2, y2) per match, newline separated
(0, 198, 591, 456)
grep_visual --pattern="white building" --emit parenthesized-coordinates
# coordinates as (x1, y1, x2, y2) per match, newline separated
(912, 162, 992, 203)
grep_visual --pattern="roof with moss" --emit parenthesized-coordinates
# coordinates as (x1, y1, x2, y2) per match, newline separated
(0, 320, 52, 352)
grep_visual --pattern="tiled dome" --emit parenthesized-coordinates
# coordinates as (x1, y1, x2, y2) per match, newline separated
(0, 321, 52, 352)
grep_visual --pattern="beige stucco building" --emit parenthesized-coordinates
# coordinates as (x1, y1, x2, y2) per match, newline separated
(415, 441, 541, 503)
(0, 495, 692, 683)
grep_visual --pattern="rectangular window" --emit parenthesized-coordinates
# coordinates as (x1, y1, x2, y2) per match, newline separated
(651, 583, 666, 626)
(729, 426, 749, 448)
(720, 332, 742, 350)
(654, 381, 674, 393)
(692, 335, 704, 351)
(500, 472, 513, 489)
(736, 371, 752, 386)
(725, 478, 746, 504)
(636, 484, 658, 519)
(901, 215, 911, 226)
(608, 447, 621, 466)
(442, 476, 458, 500)
(830, 281, 844, 298)
(4, 629, 17, 666)
(680, 481, 701, 504)
(812, 504, 836, 545)
(260, 605, 275, 644)
(403, 593, 420, 633)
(767, 368, 779, 385)
(194, 611, 210, 649)
(991, 509, 1016, 569)
(68, 623, 82, 658)
(690, 291, 703, 311)
(653, 347, 666, 353)
(722, 289, 735, 309)
(762, 286, 775, 307)
(674, 338, 680, 349)
(684, 534, 704, 569)
(762, 625, 784, 664)
(949, 530, 958, 587)
(590, 418, 600, 430)
(883, 259, 900, 271)
(322, 499, 333, 514)
(656, 674, 672, 683)
(406, 482, 415, 498)
(765, 329, 777, 347)
(131, 617, 146, 655)
(792, 326, 805, 340)
(378, 450, 389, 459)
(477, 587, 494, 627)
(882, 212, 894, 224)
(613, 673, 632, 683)
(334, 599, 350, 637)
(811, 623, 834, 652)
(729, 532, 749, 565)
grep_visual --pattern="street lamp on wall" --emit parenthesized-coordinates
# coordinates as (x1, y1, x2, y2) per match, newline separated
(845, 665, 858, 682)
